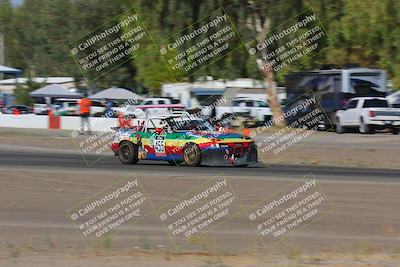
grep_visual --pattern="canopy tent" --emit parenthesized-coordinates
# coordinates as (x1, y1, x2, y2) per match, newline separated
(29, 84, 81, 98)
(0, 65, 22, 106)
(89, 87, 143, 101)
(0, 65, 22, 75)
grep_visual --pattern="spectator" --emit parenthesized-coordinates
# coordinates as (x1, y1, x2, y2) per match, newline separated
(104, 98, 114, 118)
(79, 93, 92, 134)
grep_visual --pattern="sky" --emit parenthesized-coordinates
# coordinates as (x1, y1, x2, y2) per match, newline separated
(11, 0, 23, 6)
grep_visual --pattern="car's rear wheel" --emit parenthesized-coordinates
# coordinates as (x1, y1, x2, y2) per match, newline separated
(359, 118, 375, 134)
(392, 128, 399, 135)
(183, 143, 201, 167)
(118, 142, 139, 164)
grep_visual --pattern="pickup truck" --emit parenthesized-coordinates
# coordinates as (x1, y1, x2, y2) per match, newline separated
(118, 98, 185, 118)
(214, 97, 272, 123)
(335, 97, 400, 134)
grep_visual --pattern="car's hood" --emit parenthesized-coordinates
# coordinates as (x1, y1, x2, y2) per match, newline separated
(186, 131, 247, 140)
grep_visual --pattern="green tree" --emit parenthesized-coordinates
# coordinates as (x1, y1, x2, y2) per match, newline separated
(0, 0, 13, 65)
(15, 77, 44, 105)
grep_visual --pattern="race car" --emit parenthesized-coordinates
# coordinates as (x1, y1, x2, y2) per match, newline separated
(110, 115, 258, 167)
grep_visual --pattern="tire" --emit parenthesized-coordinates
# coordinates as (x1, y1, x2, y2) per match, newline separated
(359, 118, 375, 134)
(392, 128, 399, 135)
(335, 117, 345, 134)
(118, 142, 139, 164)
(183, 143, 201, 167)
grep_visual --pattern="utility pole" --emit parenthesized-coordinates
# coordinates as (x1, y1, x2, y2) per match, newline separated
(0, 33, 4, 80)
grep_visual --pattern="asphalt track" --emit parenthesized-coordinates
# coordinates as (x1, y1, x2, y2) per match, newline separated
(1, 145, 399, 255)
(0, 147, 399, 182)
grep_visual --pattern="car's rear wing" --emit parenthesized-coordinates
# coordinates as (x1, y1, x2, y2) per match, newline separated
(134, 104, 185, 110)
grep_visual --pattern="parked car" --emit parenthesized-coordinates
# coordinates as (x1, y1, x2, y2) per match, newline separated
(52, 99, 79, 116)
(212, 97, 272, 125)
(118, 97, 186, 118)
(1, 105, 33, 114)
(33, 103, 49, 115)
(335, 97, 400, 134)
(52, 98, 108, 116)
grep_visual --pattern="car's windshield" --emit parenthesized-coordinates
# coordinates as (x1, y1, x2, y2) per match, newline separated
(166, 117, 215, 131)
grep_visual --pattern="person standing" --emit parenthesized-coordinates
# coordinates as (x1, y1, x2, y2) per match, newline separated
(79, 94, 92, 134)
(104, 98, 114, 118)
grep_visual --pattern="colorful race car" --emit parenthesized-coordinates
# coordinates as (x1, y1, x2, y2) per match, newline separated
(110, 115, 258, 167)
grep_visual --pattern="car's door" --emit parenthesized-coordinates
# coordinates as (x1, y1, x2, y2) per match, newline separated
(255, 100, 270, 121)
(144, 118, 172, 160)
(231, 100, 241, 114)
(342, 100, 358, 126)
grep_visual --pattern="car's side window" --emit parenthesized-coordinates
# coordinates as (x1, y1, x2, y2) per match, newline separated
(146, 119, 156, 132)
(347, 100, 358, 109)
(146, 119, 165, 133)
(258, 101, 269, 107)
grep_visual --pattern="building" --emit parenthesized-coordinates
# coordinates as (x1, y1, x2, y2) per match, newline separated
(162, 77, 286, 106)
(0, 77, 77, 95)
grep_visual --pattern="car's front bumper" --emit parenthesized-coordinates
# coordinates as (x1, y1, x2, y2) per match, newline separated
(200, 143, 258, 166)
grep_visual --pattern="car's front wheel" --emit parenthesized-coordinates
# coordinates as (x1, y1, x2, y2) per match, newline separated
(183, 143, 201, 167)
(335, 117, 345, 134)
(118, 142, 139, 164)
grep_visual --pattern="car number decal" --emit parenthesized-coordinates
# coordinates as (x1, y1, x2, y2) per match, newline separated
(154, 135, 166, 156)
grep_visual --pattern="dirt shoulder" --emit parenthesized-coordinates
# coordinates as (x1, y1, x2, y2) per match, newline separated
(1, 250, 399, 267)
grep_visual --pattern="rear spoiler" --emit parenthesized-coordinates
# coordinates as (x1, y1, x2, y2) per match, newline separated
(134, 104, 185, 110)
